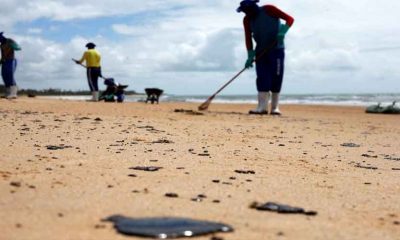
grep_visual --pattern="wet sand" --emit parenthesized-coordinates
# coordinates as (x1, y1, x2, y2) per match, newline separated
(0, 97, 399, 240)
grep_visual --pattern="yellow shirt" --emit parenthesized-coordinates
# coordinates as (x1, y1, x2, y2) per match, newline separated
(79, 49, 101, 67)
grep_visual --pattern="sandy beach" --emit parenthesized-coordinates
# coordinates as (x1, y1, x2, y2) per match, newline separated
(0, 97, 399, 240)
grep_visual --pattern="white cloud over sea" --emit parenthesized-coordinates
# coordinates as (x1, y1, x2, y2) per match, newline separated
(1, 0, 400, 94)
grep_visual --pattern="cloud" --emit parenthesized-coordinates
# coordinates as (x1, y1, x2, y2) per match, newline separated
(27, 28, 42, 34)
(0, 0, 203, 27)
(161, 28, 243, 72)
(291, 49, 359, 73)
(112, 24, 145, 36)
(2, 0, 400, 94)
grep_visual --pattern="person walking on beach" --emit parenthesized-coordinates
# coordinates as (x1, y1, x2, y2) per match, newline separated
(237, 0, 294, 115)
(0, 32, 21, 99)
(75, 42, 102, 101)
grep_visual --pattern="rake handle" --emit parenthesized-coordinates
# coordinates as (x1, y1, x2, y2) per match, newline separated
(199, 41, 277, 110)
(204, 67, 247, 102)
(72, 58, 106, 80)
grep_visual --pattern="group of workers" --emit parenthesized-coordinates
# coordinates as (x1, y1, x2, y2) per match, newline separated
(1, 0, 294, 114)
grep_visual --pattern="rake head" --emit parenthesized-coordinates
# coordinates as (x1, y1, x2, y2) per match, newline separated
(198, 97, 214, 111)
(198, 102, 210, 111)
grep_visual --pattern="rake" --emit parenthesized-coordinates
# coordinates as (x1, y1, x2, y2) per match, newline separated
(198, 42, 277, 111)
(72, 58, 107, 80)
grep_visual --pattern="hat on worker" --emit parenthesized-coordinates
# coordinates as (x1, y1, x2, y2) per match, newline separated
(236, 0, 260, 13)
(85, 42, 96, 49)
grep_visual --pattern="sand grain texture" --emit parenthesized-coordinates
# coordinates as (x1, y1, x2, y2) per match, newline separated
(0, 98, 399, 240)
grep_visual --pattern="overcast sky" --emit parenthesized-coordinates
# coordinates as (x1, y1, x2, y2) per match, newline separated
(1, 0, 400, 95)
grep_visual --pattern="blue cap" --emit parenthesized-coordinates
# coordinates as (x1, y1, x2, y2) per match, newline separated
(236, 0, 259, 13)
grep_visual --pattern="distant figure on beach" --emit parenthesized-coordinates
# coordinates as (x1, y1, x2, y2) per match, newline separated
(145, 88, 163, 104)
(99, 78, 128, 103)
(75, 42, 102, 101)
(237, 0, 294, 115)
(0, 32, 21, 99)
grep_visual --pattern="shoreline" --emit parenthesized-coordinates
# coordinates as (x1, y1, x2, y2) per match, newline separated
(2, 96, 369, 115)
(33, 95, 395, 108)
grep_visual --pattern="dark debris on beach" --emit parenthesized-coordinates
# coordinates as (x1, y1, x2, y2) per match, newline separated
(174, 109, 204, 116)
(341, 143, 361, 148)
(250, 202, 318, 216)
(103, 215, 233, 239)
(129, 166, 163, 172)
(234, 170, 256, 175)
(355, 164, 378, 170)
(46, 145, 73, 150)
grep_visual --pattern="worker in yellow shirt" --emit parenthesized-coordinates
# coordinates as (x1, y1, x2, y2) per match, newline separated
(75, 42, 102, 101)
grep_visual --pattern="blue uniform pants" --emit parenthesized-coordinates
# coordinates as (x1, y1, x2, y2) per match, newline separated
(1, 59, 17, 87)
(87, 67, 101, 91)
(255, 48, 285, 93)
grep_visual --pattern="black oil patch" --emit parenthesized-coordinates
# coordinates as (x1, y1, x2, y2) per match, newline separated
(129, 166, 163, 172)
(174, 109, 204, 116)
(104, 215, 233, 239)
(355, 164, 378, 170)
(340, 143, 361, 148)
(46, 145, 73, 150)
(250, 202, 317, 216)
(234, 170, 255, 175)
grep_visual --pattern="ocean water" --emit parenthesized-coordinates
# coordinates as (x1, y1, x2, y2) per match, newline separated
(43, 93, 400, 107)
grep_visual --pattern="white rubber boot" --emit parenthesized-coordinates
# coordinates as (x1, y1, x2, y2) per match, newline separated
(6, 86, 18, 99)
(90, 91, 99, 102)
(4, 87, 11, 98)
(249, 92, 269, 114)
(271, 92, 281, 115)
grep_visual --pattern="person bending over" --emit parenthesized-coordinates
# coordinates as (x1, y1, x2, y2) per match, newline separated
(237, 0, 294, 115)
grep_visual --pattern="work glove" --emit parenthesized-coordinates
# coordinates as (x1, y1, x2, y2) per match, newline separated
(277, 24, 290, 44)
(245, 50, 256, 68)
(9, 40, 21, 51)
